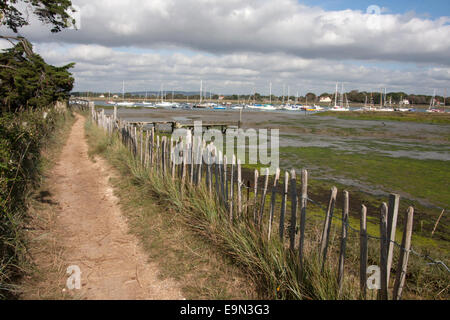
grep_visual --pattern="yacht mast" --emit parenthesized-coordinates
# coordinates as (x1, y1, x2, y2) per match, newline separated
(334, 83, 338, 108)
(269, 82, 272, 104)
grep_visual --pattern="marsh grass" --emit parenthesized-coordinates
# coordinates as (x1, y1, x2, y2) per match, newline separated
(313, 111, 450, 125)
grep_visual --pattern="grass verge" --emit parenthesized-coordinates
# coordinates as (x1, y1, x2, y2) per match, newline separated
(0, 107, 75, 299)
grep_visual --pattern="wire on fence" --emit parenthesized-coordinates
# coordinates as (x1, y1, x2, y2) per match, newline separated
(306, 197, 450, 273)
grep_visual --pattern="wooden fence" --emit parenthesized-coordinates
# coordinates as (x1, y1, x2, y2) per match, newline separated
(92, 106, 416, 300)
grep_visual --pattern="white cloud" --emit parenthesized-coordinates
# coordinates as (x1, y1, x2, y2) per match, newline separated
(10, 0, 450, 65)
(3, 0, 449, 94)
(33, 43, 449, 95)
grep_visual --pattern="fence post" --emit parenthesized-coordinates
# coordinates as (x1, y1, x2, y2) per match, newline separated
(279, 171, 289, 242)
(253, 170, 259, 224)
(289, 169, 298, 252)
(360, 204, 368, 300)
(223, 155, 228, 207)
(387, 194, 400, 285)
(229, 155, 235, 222)
(161, 136, 167, 175)
(190, 139, 195, 185)
(393, 207, 414, 300)
(379, 202, 389, 300)
(320, 186, 338, 269)
(259, 168, 270, 229)
(338, 190, 349, 297)
(268, 168, 281, 241)
(299, 169, 308, 275)
(197, 145, 204, 187)
(237, 159, 242, 218)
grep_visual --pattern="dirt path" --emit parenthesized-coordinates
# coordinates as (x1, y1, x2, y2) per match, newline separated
(38, 114, 184, 300)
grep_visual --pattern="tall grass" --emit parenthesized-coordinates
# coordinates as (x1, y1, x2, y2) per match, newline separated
(0, 107, 74, 299)
(85, 118, 365, 300)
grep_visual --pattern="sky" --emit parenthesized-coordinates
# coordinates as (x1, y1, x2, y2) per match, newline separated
(1, 0, 449, 96)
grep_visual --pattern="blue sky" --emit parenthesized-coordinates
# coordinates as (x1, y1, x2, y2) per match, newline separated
(299, 0, 450, 19)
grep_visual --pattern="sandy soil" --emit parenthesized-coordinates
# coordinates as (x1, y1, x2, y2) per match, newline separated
(34, 114, 184, 300)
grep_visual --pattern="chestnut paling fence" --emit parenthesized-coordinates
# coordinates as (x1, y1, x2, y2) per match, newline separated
(91, 105, 448, 300)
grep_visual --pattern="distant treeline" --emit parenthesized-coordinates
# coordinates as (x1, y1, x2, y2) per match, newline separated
(72, 90, 449, 105)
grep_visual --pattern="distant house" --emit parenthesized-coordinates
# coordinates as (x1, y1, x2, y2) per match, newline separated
(99, 94, 105, 98)
(401, 99, 410, 105)
(320, 96, 332, 103)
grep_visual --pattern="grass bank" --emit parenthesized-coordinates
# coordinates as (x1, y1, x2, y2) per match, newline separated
(85, 117, 366, 300)
(0, 107, 75, 299)
(85, 116, 449, 299)
(313, 111, 450, 125)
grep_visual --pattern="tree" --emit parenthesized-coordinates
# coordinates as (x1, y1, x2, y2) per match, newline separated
(0, 1, 75, 113)
(1, 0, 76, 33)
(0, 38, 74, 112)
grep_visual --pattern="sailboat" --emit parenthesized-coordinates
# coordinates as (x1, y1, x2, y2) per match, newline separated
(375, 88, 394, 112)
(116, 81, 135, 107)
(329, 83, 349, 111)
(155, 84, 175, 108)
(426, 89, 444, 113)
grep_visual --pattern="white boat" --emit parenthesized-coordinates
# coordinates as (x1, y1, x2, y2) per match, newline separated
(155, 101, 175, 108)
(306, 105, 324, 111)
(328, 83, 349, 111)
(116, 101, 135, 107)
(262, 104, 277, 110)
(426, 89, 444, 113)
(283, 104, 302, 111)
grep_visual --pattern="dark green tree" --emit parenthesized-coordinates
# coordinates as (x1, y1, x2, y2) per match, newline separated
(0, 38, 74, 113)
(0, 0, 76, 113)
(1, 0, 76, 33)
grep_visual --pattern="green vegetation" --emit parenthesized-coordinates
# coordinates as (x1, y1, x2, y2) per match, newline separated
(0, 0, 76, 298)
(314, 111, 450, 125)
(0, 108, 74, 298)
(280, 146, 450, 209)
(1, 0, 75, 33)
(85, 116, 449, 299)
(0, 39, 74, 113)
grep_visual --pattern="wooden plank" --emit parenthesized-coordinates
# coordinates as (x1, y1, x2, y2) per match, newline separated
(197, 144, 204, 187)
(320, 186, 338, 269)
(140, 127, 143, 166)
(387, 194, 400, 285)
(189, 140, 194, 184)
(224, 156, 228, 205)
(289, 169, 298, 251)
(338, 190, 349, 297)
(162, 136, 166, 174)
(379, 202, 389, 300)
(279, 171, 289, 242)
(237, 159, 242, 218)
(156, 135, 160, 170)
(393, 207, 414, 300)
(253, 170, 259, 224)
(207, 145, 213, 196)
(259, 168, 270, 229)
(229, 155, 235, 222)
(431, 209, 446, 237)
(268, 168, 281, 241)
(298, 169, 308, 275)
(360, 204, 368, 300)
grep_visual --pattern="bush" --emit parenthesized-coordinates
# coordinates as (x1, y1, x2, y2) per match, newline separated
(0, 107, 72, 298)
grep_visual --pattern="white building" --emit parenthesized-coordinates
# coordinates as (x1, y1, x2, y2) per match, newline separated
(320, 96, 332, 103)
(401, 99, 410, 105)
